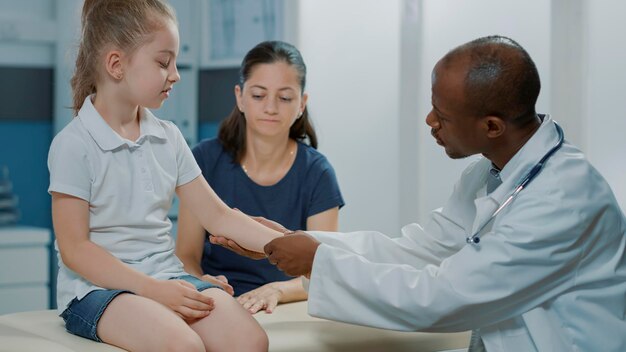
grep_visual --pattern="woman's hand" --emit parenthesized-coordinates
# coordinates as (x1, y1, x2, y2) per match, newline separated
(209, 235, 267, 259)
(237, 282, 284, 314)
(199, 274, 234, 296)
(138, 278, 214, 322)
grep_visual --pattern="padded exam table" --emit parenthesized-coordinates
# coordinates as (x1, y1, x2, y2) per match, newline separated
(0, 301, 469, 351)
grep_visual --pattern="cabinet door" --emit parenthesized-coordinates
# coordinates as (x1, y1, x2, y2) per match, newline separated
(169, 0, 195, 66)
(202, 0, 285, 67)
(0, 286, 49, 314)
(0, 247, 49, 285)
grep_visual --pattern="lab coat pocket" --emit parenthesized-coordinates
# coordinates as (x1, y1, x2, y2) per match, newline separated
(498, 317, 534, 348)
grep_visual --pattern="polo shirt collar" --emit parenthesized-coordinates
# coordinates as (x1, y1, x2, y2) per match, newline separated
(78, 95, 167, 151)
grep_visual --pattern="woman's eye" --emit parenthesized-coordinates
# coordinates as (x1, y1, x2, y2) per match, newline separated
(159, 61, 169, 68)
(280, 97, 293, 102)
(252, 95, 263, 100)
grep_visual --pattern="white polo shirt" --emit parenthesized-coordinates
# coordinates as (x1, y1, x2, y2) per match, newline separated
(48, 96, 201, 312)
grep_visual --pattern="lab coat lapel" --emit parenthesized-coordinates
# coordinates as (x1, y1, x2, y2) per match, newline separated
(471, 196, 500, 235)
(469, 115, 560, 236)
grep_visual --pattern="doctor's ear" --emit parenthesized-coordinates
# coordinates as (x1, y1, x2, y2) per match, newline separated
(484, 116, 506, 139)
(104, 50, 124, 80)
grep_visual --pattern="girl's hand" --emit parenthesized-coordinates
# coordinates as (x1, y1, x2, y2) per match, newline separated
(200, 274, 234, 296)
(139, 279, 214, 321)
(236, 282, 284, 314)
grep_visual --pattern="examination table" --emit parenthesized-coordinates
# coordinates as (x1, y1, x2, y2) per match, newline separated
(0, 301, 470, 351)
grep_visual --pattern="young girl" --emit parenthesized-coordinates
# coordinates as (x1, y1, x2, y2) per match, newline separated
(48, 1, 279, 351)
(176, 41, 344, 314)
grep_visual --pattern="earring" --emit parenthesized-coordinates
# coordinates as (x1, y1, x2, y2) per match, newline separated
(115, 73, 123, 80)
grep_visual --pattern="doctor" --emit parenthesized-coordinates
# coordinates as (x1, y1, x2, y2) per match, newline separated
(242, 35, 626, 351)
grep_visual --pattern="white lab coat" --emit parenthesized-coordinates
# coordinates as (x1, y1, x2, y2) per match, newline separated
(306, 116, 626, 352)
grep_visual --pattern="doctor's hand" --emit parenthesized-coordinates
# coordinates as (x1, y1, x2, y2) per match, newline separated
(264, 231, 321, 277)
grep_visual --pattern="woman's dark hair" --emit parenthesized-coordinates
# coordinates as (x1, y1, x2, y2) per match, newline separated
(218, 41, 317, 162)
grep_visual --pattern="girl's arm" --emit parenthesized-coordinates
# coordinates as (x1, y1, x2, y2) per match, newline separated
(175, 203, 206, 278)
(52, 192, 213, 319)
(176, 176, 283, 252)
(239, 207, 339, 313)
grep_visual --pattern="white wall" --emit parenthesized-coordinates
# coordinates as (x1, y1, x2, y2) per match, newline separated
(297, 0, 554, 233)
(297, 0, 402, 234)
(414, 0, 552, 224)
(583, 1, 626, 210)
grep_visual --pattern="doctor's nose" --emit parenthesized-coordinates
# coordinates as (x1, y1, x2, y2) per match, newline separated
(425, 110, 440, 129)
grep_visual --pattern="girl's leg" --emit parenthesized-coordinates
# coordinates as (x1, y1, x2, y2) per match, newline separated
(97, 293, 204, 352)
(190, 288, 269, 352)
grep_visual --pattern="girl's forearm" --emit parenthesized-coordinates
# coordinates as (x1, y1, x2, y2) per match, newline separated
(177, 177, 282, 252)
(61, 240, 155, 295)
(211, 208, 283, 253)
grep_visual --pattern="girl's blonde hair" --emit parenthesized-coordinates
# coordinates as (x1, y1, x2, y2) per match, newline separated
(71, 0, 176, 115)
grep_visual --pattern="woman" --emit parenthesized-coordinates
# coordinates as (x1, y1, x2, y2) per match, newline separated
(176, 41, 344, 314)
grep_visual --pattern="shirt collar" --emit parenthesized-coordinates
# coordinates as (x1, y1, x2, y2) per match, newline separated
(494, 114, 561, 193)
(78, 95, 167, 151)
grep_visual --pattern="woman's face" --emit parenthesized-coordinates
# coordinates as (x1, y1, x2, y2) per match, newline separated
(235, 61, 308, 139)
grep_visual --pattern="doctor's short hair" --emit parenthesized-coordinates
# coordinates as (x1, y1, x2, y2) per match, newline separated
(443, 35, 541, 127)
(71, 0, 177, 116)
(218, 41, 318, 163)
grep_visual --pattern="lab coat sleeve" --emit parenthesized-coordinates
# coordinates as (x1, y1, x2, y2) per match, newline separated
(308, 215, 464, 270)
(306, 171, 611, 332)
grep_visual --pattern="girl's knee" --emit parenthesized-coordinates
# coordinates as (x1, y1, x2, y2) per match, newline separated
(161, 328, 204, 352)
(247, 326, 269, 352)
(229, 315, 268, 352)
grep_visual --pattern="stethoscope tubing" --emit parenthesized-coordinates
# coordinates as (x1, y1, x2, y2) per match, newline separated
(466, 122, 565, 245)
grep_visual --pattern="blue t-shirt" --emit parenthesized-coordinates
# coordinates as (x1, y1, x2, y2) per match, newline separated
(192, 138, 345, 296)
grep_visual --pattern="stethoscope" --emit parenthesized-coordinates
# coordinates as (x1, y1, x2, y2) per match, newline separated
(466, 122, 564, 245)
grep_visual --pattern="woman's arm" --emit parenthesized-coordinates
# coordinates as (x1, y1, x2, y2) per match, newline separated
(176, 176, 283, 252)
(52, 192, 213, 319)
(239, 207, 340, 313)
(279, 206, 339, 300)
(306, 207, 339, 231)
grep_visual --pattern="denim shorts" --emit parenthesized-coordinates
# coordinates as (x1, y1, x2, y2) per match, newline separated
(60, 275, 220, 342)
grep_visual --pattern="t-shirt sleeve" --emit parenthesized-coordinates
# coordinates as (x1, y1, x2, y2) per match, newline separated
(47, 133, 92, 201)
(308, 157, 345, 217)
(171, 124, 201, 187)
